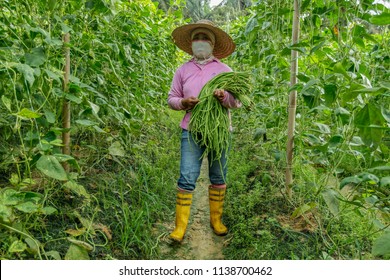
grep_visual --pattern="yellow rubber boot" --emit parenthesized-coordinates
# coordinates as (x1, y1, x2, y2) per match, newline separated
(169, 192, 193, 242)
(209, 187, 228, 236)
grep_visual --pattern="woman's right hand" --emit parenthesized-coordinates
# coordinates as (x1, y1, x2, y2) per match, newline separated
(181, 97, 200, 110)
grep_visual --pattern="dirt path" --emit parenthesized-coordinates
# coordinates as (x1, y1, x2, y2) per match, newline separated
(158, 161, 226, 260)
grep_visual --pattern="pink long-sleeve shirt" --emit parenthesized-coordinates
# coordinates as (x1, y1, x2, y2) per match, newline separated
(168, 58, 241, 130)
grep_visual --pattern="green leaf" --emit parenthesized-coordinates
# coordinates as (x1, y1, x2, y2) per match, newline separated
(355, 103, 387, 148)
(61, 23, 72, 34)
(313, 122, 331, 134)
(37, 141, 52, 152)
(53, 154, 75, 162)
(29, 27, 49, 38)
(352, 24, 366, 37)
(44, 69, 61, 83)
(0, 204, 13, 223)
(2, 96, 12, 112)
(48, 139, 62, 147)
(16, 108, 41, 119)
(25, 47, 46, 67)
(369, 13, 390, 25)
(323, 84, 337, 105)
(93, 125, 106, 133)
(76, 119, 98, 126)
(368, 166, 390, 172)
(41, 206, 57, 215)
(63, 181, 90, 200)
(9, 173, 20, 186)
(65, 94, 82, 104)
(322, 189, 340, 216)
(24, 237, 40, 254)
(328, 135, 344, 147)
(308, 105, 332, 115)
(68, 82, 81, 94)
(360, 172, 379, 184)
(335, 107, 351, 117)
(310, 41, 326, 55)
(16, 64, 35, 86)
(65, 244, 90, 260)
(349, 136, 364, 146)
(291, 202, 316, 219)
(8, 240, 27, 253)
(23, 191, 42, 203)
(245, 16, 258, 37)
(47, 0, 57, 11)
(382, 107, 390, 123)
(303, 133, 323, 145)
(340, 176, 362, 188)
(372, 232, 390, 257)
(353, 36, 365, 48)
(44, 250, 62, 260)
(20, 178, 36, 188)
(54, 154, 80, 171)
(24, 131, 40, 142)
(2, 189, 22, 205)
(44, 109, 56, 123)
(301, 84, 322, 108)
(14, 201, 39, 213)
(333, 62, 350, 79)
(262, 21, 272, 30)
(36, 155, 68, 181)
(297, 73, 311, 83)
(350, 87, 386, 96)
(88, 101, 100, 115)
(109, 141, 125, 157)
(380, 177, 390, 187)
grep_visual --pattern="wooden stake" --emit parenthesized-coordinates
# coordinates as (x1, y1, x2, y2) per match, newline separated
(285, 0, 300, 198)
(62, 33, 71, 171)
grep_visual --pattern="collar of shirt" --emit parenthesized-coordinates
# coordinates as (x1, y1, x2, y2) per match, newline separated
(190, 57, 219, 69)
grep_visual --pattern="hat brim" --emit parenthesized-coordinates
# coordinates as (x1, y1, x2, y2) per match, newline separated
(172, 23, 235, 59)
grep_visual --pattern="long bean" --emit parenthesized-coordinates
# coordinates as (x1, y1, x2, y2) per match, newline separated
(189, 72, 252, 161)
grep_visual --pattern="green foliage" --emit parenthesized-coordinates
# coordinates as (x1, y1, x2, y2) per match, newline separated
(0, 0, 182, 260)
(0, 0, 389, 260)
(222, 0, 389, 259)
(372, 231, 390, 258)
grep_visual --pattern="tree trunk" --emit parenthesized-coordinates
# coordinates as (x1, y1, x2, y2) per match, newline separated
(62, 33, 71, 171)
(285, 0, 300, 198)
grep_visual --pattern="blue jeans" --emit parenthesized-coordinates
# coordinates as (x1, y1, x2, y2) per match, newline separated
(177, 129, 228, 192)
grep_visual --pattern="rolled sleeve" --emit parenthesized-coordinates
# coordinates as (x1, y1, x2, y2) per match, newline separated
(167, 69, 185, 111)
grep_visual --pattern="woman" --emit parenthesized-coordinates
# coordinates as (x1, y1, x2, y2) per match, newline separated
(167, 19, 241, 242)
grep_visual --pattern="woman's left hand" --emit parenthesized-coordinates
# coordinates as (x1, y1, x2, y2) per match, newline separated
(214, 89, 225, 102)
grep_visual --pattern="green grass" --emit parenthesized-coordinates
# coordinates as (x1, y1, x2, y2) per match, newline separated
(0, 107, 181, 260)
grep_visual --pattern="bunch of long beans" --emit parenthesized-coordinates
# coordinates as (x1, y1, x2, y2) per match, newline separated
(189, 71, 252, 161)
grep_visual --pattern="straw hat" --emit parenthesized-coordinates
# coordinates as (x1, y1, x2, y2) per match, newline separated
(172, 19, 235, 59)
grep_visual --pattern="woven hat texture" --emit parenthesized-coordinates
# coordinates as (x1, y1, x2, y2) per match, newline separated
(172, 19, 235, 59)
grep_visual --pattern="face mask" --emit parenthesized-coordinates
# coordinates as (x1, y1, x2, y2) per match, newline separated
(192, 41, 213, 60)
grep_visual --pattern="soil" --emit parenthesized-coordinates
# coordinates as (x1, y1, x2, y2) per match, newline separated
(157, 161, 226, 260)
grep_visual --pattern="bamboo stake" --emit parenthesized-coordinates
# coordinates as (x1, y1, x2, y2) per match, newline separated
(285, 0, 300, 198)
(62, 33, 71, 171)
